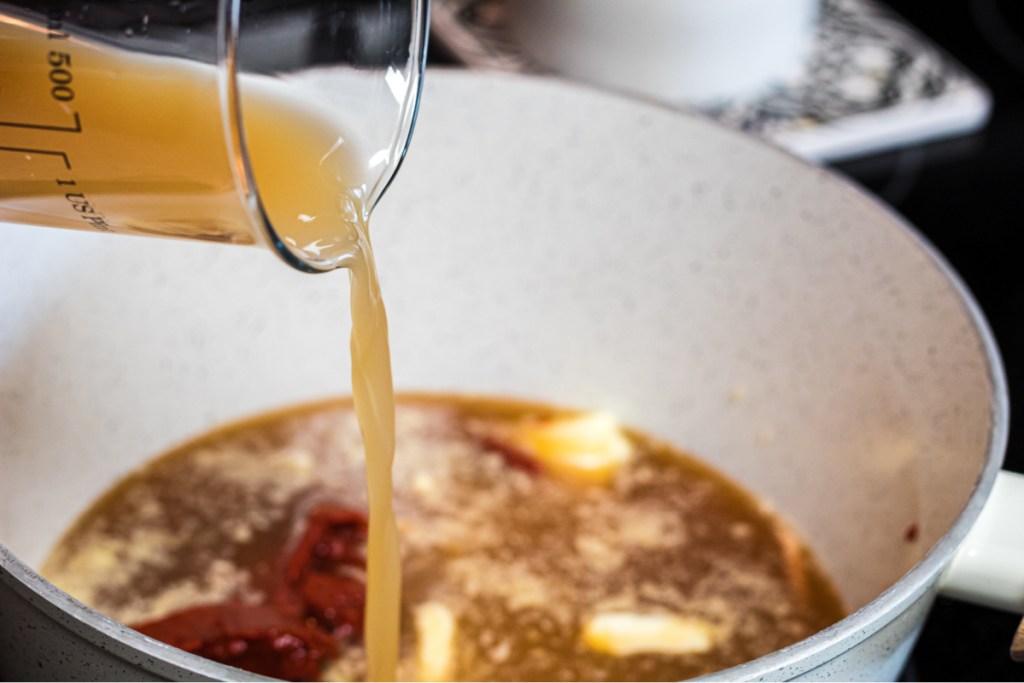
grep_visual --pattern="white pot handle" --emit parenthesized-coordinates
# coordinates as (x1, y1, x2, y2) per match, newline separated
(939, 469, 1024, 612)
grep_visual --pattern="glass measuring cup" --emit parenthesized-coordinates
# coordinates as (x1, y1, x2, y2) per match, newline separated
(0, 0, 428, 272)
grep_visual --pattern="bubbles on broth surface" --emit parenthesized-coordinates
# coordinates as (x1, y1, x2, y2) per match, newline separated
(43, 395, 845, 682)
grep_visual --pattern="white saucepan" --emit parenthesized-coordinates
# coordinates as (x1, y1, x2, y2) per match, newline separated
(1, 71, 1020, 680)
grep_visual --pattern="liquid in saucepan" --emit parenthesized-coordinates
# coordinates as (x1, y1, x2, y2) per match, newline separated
(44, 395, 845, 682)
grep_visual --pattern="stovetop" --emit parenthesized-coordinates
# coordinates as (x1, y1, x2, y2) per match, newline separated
(429, 1, 1024, 679)
(834, 2, 1023, 680)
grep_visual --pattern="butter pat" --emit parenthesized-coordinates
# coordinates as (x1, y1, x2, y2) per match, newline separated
(518, 412, 633, 485)
(415, 601, 457, 681)
(582, 611, 716, 656)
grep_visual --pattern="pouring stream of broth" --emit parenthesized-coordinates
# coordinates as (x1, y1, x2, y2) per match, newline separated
(347, 228, 401, 680)
(0, 22, 401, 681)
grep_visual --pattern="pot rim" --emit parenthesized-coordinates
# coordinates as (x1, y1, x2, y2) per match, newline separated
(705, 186, 1010, 680)
(0, 71, 1010, 681)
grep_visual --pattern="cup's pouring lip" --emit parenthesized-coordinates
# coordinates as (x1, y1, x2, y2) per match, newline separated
(215, 0, 324, 274)
(367, 0, 431, 216)
(217, 0, 430, 275)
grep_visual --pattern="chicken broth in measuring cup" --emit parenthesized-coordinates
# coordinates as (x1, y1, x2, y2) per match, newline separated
(43, 395, 845, 682)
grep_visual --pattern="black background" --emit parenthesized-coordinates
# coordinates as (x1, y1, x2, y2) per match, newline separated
(833, 2, 1023, 680)
(427, 1, 1024, 679)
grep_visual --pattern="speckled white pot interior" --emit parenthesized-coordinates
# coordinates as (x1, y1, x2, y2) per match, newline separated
(0, 71, 1006, 680)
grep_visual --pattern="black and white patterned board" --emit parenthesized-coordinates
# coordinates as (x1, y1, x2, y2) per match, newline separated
(431, 0, 991, 161)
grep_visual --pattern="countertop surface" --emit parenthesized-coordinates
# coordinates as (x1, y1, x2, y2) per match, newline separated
(833, 2, 1023, 680)
(432, 1, 1024, 679)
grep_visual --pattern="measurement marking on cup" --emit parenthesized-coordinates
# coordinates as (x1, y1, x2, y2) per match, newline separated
(0, 49, 82, 132)
(0, 146, 71, 169)
(46, 50, 76, 102)
(0, 111, 81, 133)
(59, 185, 110, 231)
(0, 40, 110, 232)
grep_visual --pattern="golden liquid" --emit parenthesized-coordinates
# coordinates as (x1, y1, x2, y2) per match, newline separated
(0, 16, 364, 265)
(349, 241, 401, 681)
(0, 17, 400, 681)
(43, 396, 847, 681)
